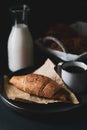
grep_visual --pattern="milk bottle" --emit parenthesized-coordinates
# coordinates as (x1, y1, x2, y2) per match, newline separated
(7, 5, 34, 72)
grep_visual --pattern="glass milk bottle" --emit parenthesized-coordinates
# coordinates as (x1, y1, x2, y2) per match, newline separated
(7, 5, 33, 72)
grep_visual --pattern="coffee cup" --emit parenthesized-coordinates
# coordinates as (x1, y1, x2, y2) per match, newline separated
(55, 61, 87, 93)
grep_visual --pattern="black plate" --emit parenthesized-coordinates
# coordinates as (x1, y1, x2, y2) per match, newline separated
(0, 67, 87, 115)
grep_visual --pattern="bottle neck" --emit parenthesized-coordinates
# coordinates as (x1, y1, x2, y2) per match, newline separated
(10, 5, 30, 26)
(13, 23, 28, 29)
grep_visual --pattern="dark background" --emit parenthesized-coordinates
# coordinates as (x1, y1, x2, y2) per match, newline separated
(0, 0, 87, 73)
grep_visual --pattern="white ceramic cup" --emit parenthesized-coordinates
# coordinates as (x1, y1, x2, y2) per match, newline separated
(55, 61, 87, 93)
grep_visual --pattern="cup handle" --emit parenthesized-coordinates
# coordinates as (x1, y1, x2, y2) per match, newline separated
(58, 62, 63, 76)
(55, 62, 63, 77)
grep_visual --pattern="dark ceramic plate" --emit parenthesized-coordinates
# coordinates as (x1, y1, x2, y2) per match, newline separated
(0, 67, 87, 115)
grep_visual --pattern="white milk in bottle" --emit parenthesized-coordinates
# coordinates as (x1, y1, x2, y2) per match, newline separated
(7, 5, 34, 72)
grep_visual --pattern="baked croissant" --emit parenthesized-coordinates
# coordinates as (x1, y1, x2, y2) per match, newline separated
(9, 73, 74, 102)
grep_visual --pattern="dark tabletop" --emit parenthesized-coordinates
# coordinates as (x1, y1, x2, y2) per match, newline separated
(0, 96, 87, 130)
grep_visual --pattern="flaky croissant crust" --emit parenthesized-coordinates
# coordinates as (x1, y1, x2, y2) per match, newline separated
(9, 73, 73, 102)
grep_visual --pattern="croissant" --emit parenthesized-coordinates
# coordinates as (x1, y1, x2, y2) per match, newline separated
(9, 73, 74, 102)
